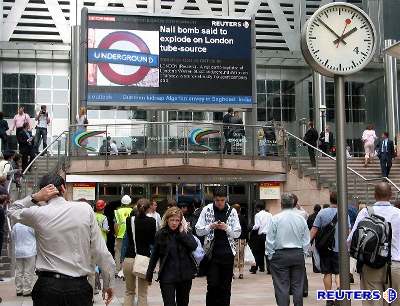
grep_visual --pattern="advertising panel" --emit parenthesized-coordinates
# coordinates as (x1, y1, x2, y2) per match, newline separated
(86, 13, 252, 108)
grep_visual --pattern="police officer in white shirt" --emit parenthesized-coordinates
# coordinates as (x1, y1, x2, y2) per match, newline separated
(250, 200, 272, 274)
(8, 174, 115, 306)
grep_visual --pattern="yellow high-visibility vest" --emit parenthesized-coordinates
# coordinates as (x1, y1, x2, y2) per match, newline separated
(114, 207, 132, 239)
(95, 212, 108, 242)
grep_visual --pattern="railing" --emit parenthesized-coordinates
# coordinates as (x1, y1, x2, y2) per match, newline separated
(68, 121, 285, 166)
(19, 130, 69, 196)
(284, 130, 400, 204)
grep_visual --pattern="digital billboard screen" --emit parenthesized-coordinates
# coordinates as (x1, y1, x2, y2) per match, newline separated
(86, 13, 253, 108)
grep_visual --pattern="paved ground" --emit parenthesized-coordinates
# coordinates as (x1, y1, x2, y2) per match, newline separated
(0, 262, 362, 305)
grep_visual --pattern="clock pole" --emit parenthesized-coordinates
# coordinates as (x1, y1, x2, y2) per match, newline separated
(334, 74, 351, 303)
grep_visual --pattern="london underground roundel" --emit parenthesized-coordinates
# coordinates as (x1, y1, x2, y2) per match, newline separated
(97, 31, 151, 85)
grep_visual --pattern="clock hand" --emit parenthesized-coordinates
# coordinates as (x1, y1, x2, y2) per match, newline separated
(316, 18, 347, 45)
(336, 19, 352, 48)
(333, 27, 358, 45)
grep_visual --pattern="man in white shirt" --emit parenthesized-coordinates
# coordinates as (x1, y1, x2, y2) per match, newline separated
(250, 201, 272, 274)
(12, 223, 36, 296)
(110, 140, 118, 155)
(292, 194, 309, 220)
(147, 199, 161, 230)
(8, 174, 115, 306)
(348, 182, 400, 303)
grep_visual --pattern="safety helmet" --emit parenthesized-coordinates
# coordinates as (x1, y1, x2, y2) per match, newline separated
(96, 200, 106, 211)
(121, 195, 132, 206)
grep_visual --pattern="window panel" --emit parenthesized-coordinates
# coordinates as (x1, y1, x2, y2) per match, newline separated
(53, 90, 69, 104)
(20, 74, 35, 89)
(267, 80, 280, 94)
(36, 90, 52, 104)
(257, 94, 266, 108)
(272, 109, 282, 121)
(2, 89, 18, 103)
(132, 110, 146, 120)
(282, 95, 295, 108)
(257, 80, 266, 93)
(257, 108, 266, 122)
(326, 82, 334, 96)
(193, 112, 205, 121)
(19, 89, 35, 104)
(281, 80, 295, 94)
(52, 105, 69, 119)
(351, 82, 365, 96)
(37, 75, 52, 88)
(3, 74, 18, 88)
(168, 111, 177, 121)
(20, 104, 35, 117)
(3, 104, 18, 118)
(53, 76, 69, 89)
(213, 112, 223, 122)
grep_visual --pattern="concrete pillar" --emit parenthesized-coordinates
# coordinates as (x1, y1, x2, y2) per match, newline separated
(70, 26, 80, 125)
(384, 39, 399, 143)
(313, 72, 326, 133)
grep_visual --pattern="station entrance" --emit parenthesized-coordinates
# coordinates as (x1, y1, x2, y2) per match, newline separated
(96, 182, 259, 218)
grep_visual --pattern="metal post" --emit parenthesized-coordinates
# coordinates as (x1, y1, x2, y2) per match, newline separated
(334, 75, 350, 301)
(70, 26, 80, 126)
(79, 8, 88, 110)
(384, 39, 399, 145)
(312, 72, 326, 133)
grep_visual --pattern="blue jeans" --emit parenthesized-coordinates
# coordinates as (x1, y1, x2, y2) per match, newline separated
(259, 140, 267, 157)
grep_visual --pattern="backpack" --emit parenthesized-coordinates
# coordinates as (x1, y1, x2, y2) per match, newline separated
(315, 214, 337, 255)
(350, 206, 392, 269)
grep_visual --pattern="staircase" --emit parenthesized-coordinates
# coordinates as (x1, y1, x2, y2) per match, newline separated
(0, 156, 63, 279)
(291, 156, 400, 203)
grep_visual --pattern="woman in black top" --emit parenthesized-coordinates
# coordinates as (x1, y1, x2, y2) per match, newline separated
(146, 207, 197, 306)
(122, 198, 156, 306)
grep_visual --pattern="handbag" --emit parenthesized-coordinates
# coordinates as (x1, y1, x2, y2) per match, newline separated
(131, 217, 150, 279)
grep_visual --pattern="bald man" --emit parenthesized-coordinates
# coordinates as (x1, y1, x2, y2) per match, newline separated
(348, 182, 400, 305)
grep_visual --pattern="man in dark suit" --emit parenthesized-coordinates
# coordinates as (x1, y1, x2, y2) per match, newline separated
(230, 111, 245, 155)
(17, 122, 35, 172)
(222, 107, 234, 154)
(319, 126, 334, 156)
(376, 131, 396, 178)
(303, 121, 319, 167)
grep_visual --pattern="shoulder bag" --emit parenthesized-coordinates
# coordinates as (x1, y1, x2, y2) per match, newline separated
(131, 217, 150, 279)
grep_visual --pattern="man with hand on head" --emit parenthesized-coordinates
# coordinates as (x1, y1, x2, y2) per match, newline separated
(8, 173, 115, 306)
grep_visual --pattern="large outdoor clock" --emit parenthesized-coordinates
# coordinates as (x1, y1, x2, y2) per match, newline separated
(301, 2, 376, 77)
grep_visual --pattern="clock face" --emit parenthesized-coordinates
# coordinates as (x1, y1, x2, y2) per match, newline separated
(302, 3, 376, 76)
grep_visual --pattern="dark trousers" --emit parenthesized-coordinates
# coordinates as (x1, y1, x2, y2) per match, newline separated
(21, 150, 35, 172)
(270, 248, 305, 306)
(160, 280, 192, 306)
(254, 234, 266, 271)
(35, 127, 47, 154)
(206, 258, 234, 306)
(308, 147, 316, 167)
(379, 154, 392, 177)
(0, 135, 8, 152)
(32, 276, 93, 306)
(223, 139, 232, 154)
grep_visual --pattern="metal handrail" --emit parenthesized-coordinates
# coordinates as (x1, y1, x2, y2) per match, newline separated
(284, 130, 400, 193)
(22, 130, 69, 176)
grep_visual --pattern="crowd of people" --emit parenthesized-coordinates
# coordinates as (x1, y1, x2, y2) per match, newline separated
(2, 172, 400, 306)
(304, 121, 397, 178)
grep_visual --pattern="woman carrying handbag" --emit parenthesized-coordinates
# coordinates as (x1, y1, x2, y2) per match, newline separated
(122, 198, 156, 306)
(146, 207, 198, 306)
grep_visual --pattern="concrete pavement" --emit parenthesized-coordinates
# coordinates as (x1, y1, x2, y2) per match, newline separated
(0, 262, 363, 305)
